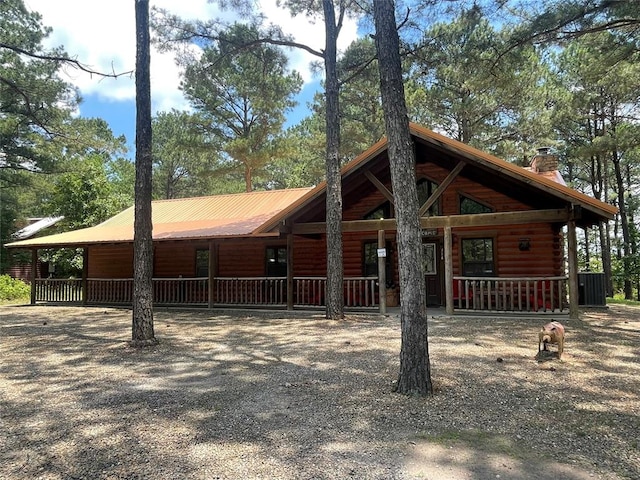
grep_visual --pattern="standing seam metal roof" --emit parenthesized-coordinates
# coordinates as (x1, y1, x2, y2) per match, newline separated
(6, 188, 314, 248)
(256, 123, 617, 233)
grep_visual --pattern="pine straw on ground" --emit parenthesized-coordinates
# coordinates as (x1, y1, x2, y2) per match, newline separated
(0, 304, 638, 480)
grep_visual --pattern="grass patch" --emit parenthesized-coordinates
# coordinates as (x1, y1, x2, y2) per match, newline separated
(607, 296, 640, 307)
(415, 429, 538, 460)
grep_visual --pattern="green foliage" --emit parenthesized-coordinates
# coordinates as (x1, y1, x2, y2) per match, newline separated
(39, 248, 83, 279)
(152, 110, 227, 199)
(180, 22, 303, 192)
(0, 274, 30, 302)
(408, 6, 552, 161)
(608, 295, 640, 307)
(0, 0, 71, 268)
(0, 2, 132, 276)
(0, 0, 78, 173)
(261, 119, 327, 189)
(508, 0, 640, 49)
(335, 37, 386, 159)
(44, 155, 118, 229)
(2, 0, 639, 299)
(107, 157, 136, 209)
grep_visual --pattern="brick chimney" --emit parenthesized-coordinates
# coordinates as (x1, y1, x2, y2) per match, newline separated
(530, 147, 558, 173)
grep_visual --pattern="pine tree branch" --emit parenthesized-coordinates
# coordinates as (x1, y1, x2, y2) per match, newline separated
(0, 42, 133, 78)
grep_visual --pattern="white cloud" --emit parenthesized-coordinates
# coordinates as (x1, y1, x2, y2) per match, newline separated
(25, 0, 359, 116)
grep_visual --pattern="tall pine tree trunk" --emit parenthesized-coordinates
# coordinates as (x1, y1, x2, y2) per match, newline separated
(323, 0, 344, 320)
(373, 0, 432, 395)
(132, 0, 156, 346)
(612, 150, 632, 299)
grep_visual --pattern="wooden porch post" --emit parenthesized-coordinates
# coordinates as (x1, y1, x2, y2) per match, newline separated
(567, 217, 579, 319)
(287, 233, 294, 310)
(30, 248, 37, 305)
(82, 247, 89, 305)
(444, 226, 453, 314)
(378, 229, 387, 314)
(208, 241, 217, 309)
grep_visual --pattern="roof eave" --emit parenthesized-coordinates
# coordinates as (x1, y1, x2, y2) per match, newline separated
(257, 125, 617, 229)
(5, 230, 283, 250)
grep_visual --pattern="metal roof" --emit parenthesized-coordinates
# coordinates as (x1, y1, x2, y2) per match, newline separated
(6, 188, 313, 248)
(6, 123, 618, 249)
(408, 124, 618, 219)
(11, 216, 64, 240)
(256, 123, 617, 233)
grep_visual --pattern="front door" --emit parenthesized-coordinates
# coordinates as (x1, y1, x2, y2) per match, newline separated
(422, 241, 441, 306)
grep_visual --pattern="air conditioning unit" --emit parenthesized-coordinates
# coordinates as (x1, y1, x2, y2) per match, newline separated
(577, 272, 606, 306)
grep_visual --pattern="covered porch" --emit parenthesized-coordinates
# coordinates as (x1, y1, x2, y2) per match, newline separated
(17, 199, 585, 317)
(28, 271, 569, 315)
(9, 124, 617, 318)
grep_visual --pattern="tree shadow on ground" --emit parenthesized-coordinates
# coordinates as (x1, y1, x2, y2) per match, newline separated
(0, 304, 637, 479)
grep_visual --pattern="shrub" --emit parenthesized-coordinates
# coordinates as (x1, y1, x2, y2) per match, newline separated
(0, 275, 30, 302)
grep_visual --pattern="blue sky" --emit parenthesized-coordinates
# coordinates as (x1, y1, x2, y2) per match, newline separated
(25, 0, 359, 157)
(77, 81, 321, 157)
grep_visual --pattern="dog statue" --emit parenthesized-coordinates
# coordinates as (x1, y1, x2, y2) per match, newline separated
(538, 321, 565, 359)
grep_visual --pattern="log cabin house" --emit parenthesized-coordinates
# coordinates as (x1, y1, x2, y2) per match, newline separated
(6, 123, 617, 317)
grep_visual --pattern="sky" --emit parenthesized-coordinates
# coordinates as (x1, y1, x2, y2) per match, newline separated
(24, 0, 360, 157)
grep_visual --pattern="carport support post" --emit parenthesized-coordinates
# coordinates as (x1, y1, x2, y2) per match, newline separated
(208, 241, 217, 309)
(287, 233, 294, 310)
(378, 229, 386, 314)
(444, 226, 454, 315)
(82, 247, 89, 305)
(567, 216, 579, 319)
(30, 248, 37, 305)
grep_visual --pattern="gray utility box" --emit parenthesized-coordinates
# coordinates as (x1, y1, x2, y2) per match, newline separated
(577, 272, 606, 306)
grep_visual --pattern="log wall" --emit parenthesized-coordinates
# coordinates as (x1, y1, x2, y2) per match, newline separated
(88, 244, 134, 278)
(85, 158, 563, 284)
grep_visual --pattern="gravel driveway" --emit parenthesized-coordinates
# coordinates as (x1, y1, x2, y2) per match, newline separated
(0, 304, 638, 480)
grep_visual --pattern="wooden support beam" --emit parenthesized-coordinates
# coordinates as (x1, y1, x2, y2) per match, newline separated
(292, 208, 570, 234)
(30, 249, 37, 305)
(364, 170, 395, 204)
(287, 233, 294, 310)
(444, 226, 453, 315)
(378, 230, 387, 314)
(419, 160, 466, 216)
(82, 248, 89, 305)
(567, 216, 579, 319)
(208, 241, 217, 309)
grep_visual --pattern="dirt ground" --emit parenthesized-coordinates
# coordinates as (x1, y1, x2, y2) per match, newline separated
(0, 303, 638, 480)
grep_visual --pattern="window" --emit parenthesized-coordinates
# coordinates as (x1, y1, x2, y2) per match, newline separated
(422, 243, 436, 275)
(363, 242, 378, 277)
(363, 241, 394, 285)
(266, 246, 287, 277)
(461, 238, 494, 276)
(195, 249, 209, 277)
(417, 178, 439, 216)
(364, 202, 391, 220)
(460, 195, 492, 214)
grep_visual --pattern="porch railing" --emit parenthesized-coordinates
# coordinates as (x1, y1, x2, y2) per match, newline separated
(344, 277, 378, 307)
(87, 278, 209, 305)
(33, 276, 378, 309)
(87, 279, 133, 304)
(453, 276, 568, 313)
(33, 278, 83, 303)
(213, 277, 286, 305)
(293, 276, 378, 308)
(32, 275, 566, 313)
(155, 278, 208, 305)
(213, 276, 378, 308)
